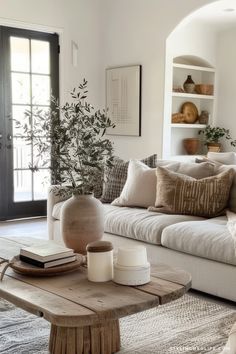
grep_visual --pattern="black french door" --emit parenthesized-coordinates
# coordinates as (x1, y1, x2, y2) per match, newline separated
(0, 26, 59, 220)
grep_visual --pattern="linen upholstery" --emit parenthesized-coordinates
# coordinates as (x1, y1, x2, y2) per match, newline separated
(103, 204, 204, 245)
(149, 167, 234, 217)
(161, 217, 236, 266)
(100, 154, 157, 203)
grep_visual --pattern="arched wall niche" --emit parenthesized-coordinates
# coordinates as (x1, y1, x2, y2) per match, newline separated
(163, 0, 236, 158)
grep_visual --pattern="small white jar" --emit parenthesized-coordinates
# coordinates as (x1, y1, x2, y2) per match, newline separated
(86, 241, 113, 282)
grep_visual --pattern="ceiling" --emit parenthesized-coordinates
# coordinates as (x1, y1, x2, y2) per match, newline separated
(186, 0, 236, 32)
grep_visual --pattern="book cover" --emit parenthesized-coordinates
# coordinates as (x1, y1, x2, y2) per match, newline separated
(20, 242, 74, 262)
(20, 254, 76, 268)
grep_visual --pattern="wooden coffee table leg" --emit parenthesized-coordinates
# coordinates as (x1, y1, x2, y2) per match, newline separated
(49, 320, 120, 354)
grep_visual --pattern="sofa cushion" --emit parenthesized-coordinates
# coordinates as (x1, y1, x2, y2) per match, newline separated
(207, 152, 236, 165)
(100, 154, 158, 203)
(161, 217, 236, 266)
(149, 167, 234, 218)
(103, 204, 204, 245)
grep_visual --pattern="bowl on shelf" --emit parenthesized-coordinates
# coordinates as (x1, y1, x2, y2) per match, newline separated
(195, 84, 214, 95)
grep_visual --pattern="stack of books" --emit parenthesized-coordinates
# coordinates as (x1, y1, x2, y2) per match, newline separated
(20, 242, 76, 268)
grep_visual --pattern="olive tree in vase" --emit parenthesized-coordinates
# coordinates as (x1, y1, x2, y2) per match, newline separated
(16, 79, 115, 253)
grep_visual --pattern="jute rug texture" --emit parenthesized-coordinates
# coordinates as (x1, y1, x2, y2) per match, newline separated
(0, 294, 235, 354)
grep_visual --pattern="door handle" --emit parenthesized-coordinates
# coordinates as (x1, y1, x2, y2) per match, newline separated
(7, 134, 12, 141)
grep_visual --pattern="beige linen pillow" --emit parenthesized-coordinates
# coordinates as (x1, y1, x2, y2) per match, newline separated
(149, 167, 234, 217)
(215, 164, 236, 213)
(207, 152, 236, 165)
(175, 161, 215, 178)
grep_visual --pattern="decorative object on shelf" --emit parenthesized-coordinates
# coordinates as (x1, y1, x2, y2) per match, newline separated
(15, 79, 115, 253)
(183, 138, 200, 155)
(195, 84, 214, 96)
(183, 75, 195, 93)
(172, 86, 185, 93)
(199, 110, 209, 125)
(198, 125, 236, 152)
(106, 65, 141, 136)
(86, 241, 113, 282)
(113, 246, 150, 286)
(171, 113, 186, 123)
(181, 102, 199, 124)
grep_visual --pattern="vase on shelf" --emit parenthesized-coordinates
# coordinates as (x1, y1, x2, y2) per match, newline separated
(183, 138, 200, 155)
(61, 194, 104, 254)
(199, 111, 209, 125)
(183, 75, 195, 94)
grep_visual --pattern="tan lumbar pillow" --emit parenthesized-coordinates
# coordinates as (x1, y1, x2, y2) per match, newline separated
(149, 167, 234, 218)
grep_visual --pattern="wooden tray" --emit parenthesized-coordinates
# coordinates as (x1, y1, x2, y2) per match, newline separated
(9, 254, 86, 277)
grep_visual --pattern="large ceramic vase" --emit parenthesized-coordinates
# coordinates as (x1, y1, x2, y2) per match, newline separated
(61, 194, 104, 254)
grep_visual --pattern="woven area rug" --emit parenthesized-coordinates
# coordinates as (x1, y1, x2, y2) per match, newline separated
(0, 294, 236, 354)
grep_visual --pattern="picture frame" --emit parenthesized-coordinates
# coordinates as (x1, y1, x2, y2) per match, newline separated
(106, 65, 141, 136)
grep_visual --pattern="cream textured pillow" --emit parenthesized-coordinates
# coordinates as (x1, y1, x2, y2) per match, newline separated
(149, 167, 234, 217)
(112, 160, 179, 208)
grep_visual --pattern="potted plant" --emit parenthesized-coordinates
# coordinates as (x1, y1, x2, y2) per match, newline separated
(198, 125, 236, 152)
(16, 79, 115, 253)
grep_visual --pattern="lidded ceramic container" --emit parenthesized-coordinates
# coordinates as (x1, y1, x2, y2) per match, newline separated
(86, 241, 113, 282)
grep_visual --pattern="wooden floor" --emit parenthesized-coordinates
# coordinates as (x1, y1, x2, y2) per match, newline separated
(0, 217, 48, 239)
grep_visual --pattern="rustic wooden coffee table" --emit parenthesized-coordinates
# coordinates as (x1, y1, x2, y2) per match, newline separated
(0, 236, 191, 354)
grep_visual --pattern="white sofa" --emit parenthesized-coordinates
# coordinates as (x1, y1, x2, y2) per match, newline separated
(48, 190, 236, 302)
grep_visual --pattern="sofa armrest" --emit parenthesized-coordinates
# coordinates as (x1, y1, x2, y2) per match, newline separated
(47, 185, 71, 240)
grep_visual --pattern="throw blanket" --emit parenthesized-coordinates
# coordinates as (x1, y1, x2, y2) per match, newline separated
(221, 322, 236, 354)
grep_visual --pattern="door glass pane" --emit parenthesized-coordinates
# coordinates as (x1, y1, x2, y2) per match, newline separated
(32, 75, 50, 105)
(14, 170, 32, 202)
(12, 105, 31, 136)
(33, 138, 50, 168)
(33, 169, 50, 200)
(10, 37, 30, 72)
(13, 138, 32, 169)
(32, 106, 50, 133)
(11, 73, 30, 104)
(31, 40, 50, 74)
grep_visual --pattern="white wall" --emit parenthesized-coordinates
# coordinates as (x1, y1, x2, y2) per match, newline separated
(0, 0, 219, 159)
(0, 0, 103, 107)
(100, 0, 217, 159)
(216, 27, 236, 150)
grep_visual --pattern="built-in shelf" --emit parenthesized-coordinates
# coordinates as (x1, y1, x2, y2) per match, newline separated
(171, 123, 207, 129)
(172, 92, 215, 100)
(173, 63, 215, 73)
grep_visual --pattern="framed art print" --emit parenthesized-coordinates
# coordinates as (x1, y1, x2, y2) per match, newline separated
(106, 65, 141, 136)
